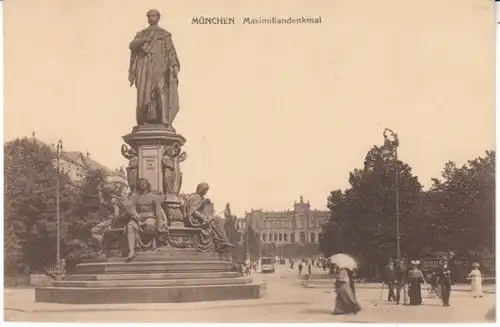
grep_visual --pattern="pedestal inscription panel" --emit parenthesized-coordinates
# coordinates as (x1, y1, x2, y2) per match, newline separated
(139, 146, 163, 193)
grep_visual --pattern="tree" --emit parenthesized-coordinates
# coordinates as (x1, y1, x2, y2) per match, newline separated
(4, 138, 76, 274)
(66, 169, 118, 254)
(320, 144, 495, 279)
(223, 203, 240, 246)
(241, 225, 261, 261)
(320, 144, 424, 268)
(429, 151, 495, 256)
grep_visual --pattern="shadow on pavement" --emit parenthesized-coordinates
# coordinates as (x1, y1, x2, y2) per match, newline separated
(485, 307, 495, 321)
(298, 308, 332, 315)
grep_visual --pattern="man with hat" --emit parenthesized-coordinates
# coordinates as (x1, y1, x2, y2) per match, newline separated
(383, 258, 397, 302)
(394, 258, 409, 305)
(436, 258, 453, 306)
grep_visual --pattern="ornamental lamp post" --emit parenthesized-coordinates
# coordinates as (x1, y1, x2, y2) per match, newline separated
(245, 220, 250, 262)
(382, 128, 401, 259)
(55, 139, 63, 280)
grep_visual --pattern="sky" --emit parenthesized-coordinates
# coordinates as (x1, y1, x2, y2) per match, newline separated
(3, 0, 495, 217)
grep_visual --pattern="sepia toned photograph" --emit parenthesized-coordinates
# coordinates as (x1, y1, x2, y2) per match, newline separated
(3, 0, 496, 323)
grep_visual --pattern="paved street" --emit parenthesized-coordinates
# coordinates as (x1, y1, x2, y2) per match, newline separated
(4, 265, 496, 323)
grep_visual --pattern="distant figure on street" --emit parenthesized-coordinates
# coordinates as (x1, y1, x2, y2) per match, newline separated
(298, 262, 303, 275)
(290, 260, 295, 270)
(428, 271, 440, 298)
(468, 263, 483, 298)
(308, 262, 312, 275)
(329, 263, 335, 275)
(436, 259, 452, 306)
(332, 267, 361, 315)
(394, 259, 409, 305)
(408, 260, 426, 306)
(384, 259, 397, 302)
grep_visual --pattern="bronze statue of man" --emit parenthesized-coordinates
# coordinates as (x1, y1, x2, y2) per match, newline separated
(129, 9, 180, 132)
(184, 183, 234, 252)
(122, 178, 167, 261)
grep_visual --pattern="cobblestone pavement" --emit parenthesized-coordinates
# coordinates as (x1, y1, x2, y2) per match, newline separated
(4, 266, 496, 323)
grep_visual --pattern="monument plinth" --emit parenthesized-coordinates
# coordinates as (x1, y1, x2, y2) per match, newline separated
(35, 9, 264, 304)
(35, 249, 262, 304)
(122, 124, 186, 195)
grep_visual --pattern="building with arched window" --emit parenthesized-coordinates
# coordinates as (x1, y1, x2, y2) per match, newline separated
(235, 196, 329, 253)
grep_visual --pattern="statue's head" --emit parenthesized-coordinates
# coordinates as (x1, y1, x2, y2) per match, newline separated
(164, 146, 175, 157)
(147, 9, 161, 26)
(136, 178, 151, 193)
(196, 183, 209, 197)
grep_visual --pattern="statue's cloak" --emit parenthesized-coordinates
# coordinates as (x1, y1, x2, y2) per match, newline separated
(184, 193, 204, 227)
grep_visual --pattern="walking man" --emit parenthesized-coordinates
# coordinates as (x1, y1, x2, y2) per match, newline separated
(436, 259, 453, 306)
(395, 259, 409, 305)
(384, 259, 397, 302)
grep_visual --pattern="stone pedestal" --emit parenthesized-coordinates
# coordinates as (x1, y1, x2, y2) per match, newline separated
(42, 119, 253, 305)
(156, 226, 199, 249)
(123, 124, 186, 194)
(35, 248, 264, 304)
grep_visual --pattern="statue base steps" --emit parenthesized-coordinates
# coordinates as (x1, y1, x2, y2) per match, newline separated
(35, 283, 263, 304)
(53, 276, 252, 288)
(35, 249, 264, 304)
(67, 271, 240, 281)
(75, 260, 234, 274)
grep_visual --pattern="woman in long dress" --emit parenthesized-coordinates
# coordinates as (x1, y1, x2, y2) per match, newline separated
(408, 260, 426, 306)
(333, 267, 361, 315)
(468, 263, 483, 298)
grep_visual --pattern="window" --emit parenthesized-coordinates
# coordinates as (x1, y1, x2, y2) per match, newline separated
(310, 232, 316, 243)
(291, 233, 295, 242)
(284, 233, 288, 242)
(300, 231, 306, 243)
(274, 233, 278, 241)
(279, 233, 283, 241)
(262, 233, 267, 242)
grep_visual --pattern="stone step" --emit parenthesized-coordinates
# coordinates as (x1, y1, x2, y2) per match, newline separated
(36, 283, 263, 304)
(54, 277, 253, 288)
(82, 250, 230, 264)
(84, 253, 224, 264)
(67, 271, 240, 281)
(76, 260, 233, 274)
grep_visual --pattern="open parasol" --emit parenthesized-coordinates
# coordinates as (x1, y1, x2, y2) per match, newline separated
(329, 253, 358, 270)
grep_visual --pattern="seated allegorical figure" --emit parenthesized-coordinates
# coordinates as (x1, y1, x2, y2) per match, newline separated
(184, 183, 234, 252)
(90, 215, 114, 253)
(122, 178, 167, 261)
(90, 196, 125, 253)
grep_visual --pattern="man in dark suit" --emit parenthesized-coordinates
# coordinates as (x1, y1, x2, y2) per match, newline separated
(436, 259, 453, 306)
(384, 259, 397, 302)
(394, 259, 409, 305)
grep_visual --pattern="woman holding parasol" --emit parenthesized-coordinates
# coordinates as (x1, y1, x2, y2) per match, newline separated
(330, 253, 361, 315)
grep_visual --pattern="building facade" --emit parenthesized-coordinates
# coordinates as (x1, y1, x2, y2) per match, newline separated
(236, 196, 330, 247)
(30, 137, 128, 194)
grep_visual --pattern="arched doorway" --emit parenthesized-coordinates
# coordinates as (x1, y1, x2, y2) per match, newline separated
(300, 231, 306, 243)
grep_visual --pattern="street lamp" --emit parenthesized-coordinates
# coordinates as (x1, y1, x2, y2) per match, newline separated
(245, 219, 250, 262)
(55, 139, 63, 280)
(382, 128, 401, 259)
